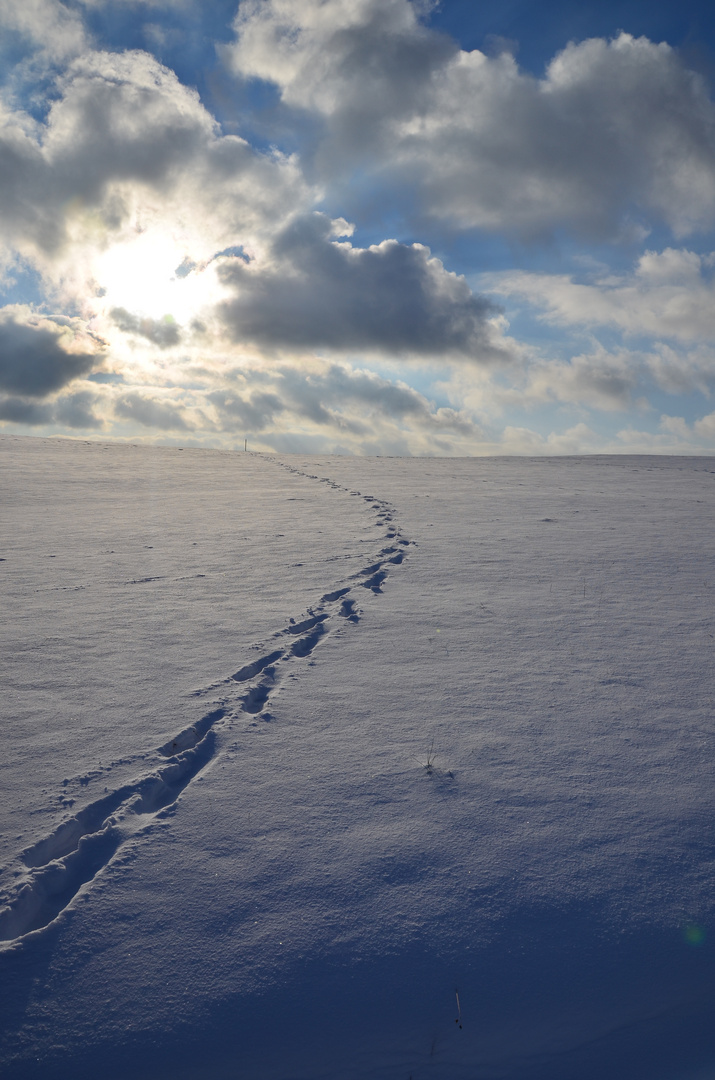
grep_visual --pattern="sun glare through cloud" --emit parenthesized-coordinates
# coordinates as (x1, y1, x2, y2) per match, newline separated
(93, 230, 231, 326)
(96, 235, 188, 322)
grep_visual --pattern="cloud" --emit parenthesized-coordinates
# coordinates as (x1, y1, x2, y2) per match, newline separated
(610, 421, 713, 452)
(484, 249, 715, 343)
(207, 388, 284, 432)
(54, 389, 104, 427)
(437, 344, 645, 420)
(472, 248, 715, 413)
(114, 390, 194, 429)
(2, 0, 714, 454)
(0, 306, 102, 396)
(72, 356, 484, 453)
(0, 396, 54, 425)
(0, 0, 87, 64)
(0, 389, 102, 427)
(0, 48, 312, 303)
(217, 212, 505, 359)
(518, 352, 640, 412)
(644, 343, 715, 396)
(87, 370, 125, 384)
(227, 1, 715, 237)
(442, 334, 715, 421)
(499, 421, 601, 455)
(694, 412, 715, 440)
(226, 0, 454, 122)
(111, 307, 181, 347)
(207, 360, 478, 447)
(278, 362, 476, 433)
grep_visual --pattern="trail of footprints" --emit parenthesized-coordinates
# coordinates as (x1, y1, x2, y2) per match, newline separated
(0, 463, 413, 949)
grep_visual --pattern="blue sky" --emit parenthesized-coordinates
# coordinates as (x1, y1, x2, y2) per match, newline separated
(2, 0, 715, 454)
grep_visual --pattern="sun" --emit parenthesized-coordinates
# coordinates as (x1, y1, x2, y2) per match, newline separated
(94, 230, 221, 327)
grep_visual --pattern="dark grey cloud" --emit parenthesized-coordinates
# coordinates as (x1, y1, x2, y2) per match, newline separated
(297, 363, 448, 419)
(87, 370, 125, 384)
(0, 311, 99, 397)
(208, 361, 476, 440)
(0, 397, 54, 425)
(0, 390, 102, 427)
(278, 363, 475, 433)
(111, 307, 181, 348)
(217, 213, 503, 359)
(114, 391, 193, 430)
(55, 390, 103, 428)
(208, 389, 284, 431)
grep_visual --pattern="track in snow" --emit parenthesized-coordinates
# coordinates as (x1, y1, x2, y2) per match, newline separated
(0, 459, 414, 950)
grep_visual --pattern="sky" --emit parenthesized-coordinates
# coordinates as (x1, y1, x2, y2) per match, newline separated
(2, 0, 715, 455)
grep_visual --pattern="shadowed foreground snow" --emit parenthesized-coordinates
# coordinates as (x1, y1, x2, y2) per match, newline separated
(1, 437, 714, 1079)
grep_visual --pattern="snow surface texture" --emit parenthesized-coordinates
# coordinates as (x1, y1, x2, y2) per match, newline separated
(1, 437, 715, 1080)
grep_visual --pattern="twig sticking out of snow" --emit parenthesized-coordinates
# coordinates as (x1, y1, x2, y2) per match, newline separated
(415, 738, 437, 773)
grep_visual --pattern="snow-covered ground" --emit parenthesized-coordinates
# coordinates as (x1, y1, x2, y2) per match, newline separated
(1, 436, 714, 1080)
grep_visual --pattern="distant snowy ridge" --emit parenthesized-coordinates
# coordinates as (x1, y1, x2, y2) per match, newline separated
(0, 457, 414, 951)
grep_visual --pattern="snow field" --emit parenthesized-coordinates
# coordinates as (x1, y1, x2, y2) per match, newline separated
(1, 441, 714, 1079)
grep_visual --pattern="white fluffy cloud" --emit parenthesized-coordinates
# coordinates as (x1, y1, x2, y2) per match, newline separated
(484, 249, 715, 343)
(227, 0, 715, 237)
(227, 0, 452, 118)
(0, 0, 87, 63)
